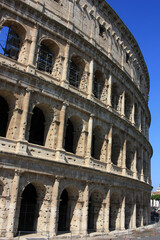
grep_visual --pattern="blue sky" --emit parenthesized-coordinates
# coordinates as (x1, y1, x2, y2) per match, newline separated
(106, 0, 160, 190)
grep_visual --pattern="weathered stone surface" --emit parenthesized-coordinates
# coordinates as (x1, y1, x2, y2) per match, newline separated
(0, 0, 152, 238)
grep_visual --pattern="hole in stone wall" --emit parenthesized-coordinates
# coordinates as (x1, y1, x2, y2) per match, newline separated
(0, 96, 9, 137)
(58, 189, 69, 232)
(18, 183, 38, 232)
(64, 119, 74, 153)
(29, 107, 45, 145)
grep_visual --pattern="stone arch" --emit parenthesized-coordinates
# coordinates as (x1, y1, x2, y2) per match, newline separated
(64, 115, 83, 155)
(125, 93, 132, 120)
(125, 193, 133, 229)
(18, 182, 46, 232)
(0, 19, 26, 60)
(87, 189, 103, 232)
(111, 134, 121, 166)
(109, 192, 121, 231)
(69, 54, 85, 88)
(111, 83, 121, 112)
(37, 38, 59, 74)
(91, 125, 105, 161)
(93, 70, 105, 100)
(126, 140, 133, 170)
(28, 103, 54, 146)
(58, 185, 79, 232)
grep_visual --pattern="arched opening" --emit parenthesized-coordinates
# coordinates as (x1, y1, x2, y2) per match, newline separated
(69, 55, 85, 88)
(64, 119, 74, 153)
(87, 191, 103, 233)
(136, 147, 141, 175)
(58, 187, 79, 233)
(37, 44, 53, 73)
(58, 189, 69, 232)
(0, 26, 21, 60)
(0, 96, 9, 137)
(91, 126, 104, 160)
(29, 107, 45, 145)
(125, 195, 133, 229)
(18, 184, 38, 232)
(126, 141, 133, 170)
(109, 192, 121, 231)
(134, 103, 139, 127)
(69, 61, 79, 87)
(64, 116, 83, 155)
(111, 83, 121, 111)
(125, 93, 132, 120)
(93, 70, 105, 100)
(111, 134, 121, 166)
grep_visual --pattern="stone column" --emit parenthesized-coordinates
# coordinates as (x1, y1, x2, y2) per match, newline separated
(87, 59, 94, 99)
(103, 188, 110, 233)
(107, 72, 112, 108)
(120, 194, 125, 230)
(107, 27, 112, 58)
(18, 89, 31, 141)
(56, 102, 68, 161)
(81, 183, 89, 234)
(56, 102, 67, 150)
(131, 193, 136, 229)
(139, 107, 142, 132)
(106, 125, 112, 172)
(49, 177, 60, 236)
(16, 89, 31, 154)
(121, 91, 125, 117)
(61, 42, 70, 87)
(121, 43, 124, 70)
(28, 25, 38, 65)
(6, 170, 21, 237)
(85, 114, 94, 166)
(122, 136, 126, 176)
(132, 99, 135, 125)
(133, 146, 137, 179)
(6, 105, 21, 140)
(27, 25, 38, 73)
(140, 147, 144, 182)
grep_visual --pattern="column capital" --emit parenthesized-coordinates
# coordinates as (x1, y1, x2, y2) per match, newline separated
(63, 100, 69, 107)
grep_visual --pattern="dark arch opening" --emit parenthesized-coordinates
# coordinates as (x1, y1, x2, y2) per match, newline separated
(111, 135, 121, 166)
(0, 96, 9, 137)
(58, 189, 69, 232)
(29, 107, 45, 145)
(18, 183, 37, 232)
(93, 71, 104, 100)
(87, 192, 103, 233)
(37, 44, 53, 73)
(64, 119, 74, 153)
(0, 26, 20, 60)
(88, 196, 94, 231)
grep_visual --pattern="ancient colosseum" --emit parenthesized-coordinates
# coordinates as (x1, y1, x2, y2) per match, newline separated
(0, 0, 152, 238)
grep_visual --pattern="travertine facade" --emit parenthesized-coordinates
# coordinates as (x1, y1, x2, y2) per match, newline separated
(0, 0, 152, 237)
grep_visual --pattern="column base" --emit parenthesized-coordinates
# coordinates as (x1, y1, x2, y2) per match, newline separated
(55, 149, 66, 162)
(16, 140, 28, 155)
